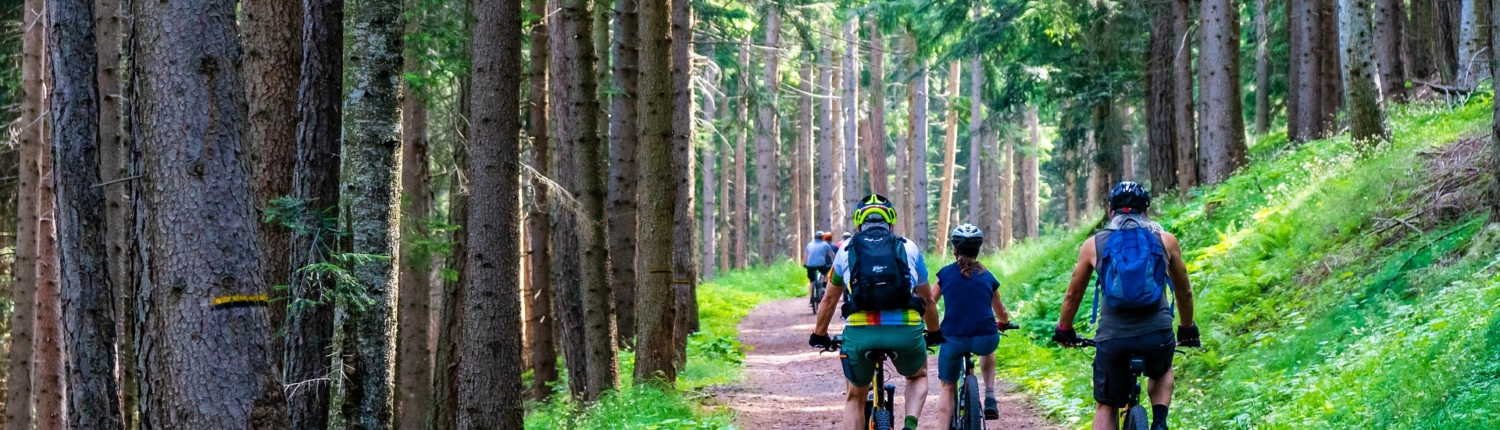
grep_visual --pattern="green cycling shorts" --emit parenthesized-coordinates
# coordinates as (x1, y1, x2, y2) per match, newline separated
(839, 324, 928, 387)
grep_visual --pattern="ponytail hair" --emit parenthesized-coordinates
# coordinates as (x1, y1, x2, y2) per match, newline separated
(953, 243, 986, 278)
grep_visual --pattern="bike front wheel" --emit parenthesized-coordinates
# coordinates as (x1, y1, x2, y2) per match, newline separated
(1124, 404, 1149, 430)
(873, 409, 894, 430)
(961, 374, 984, 429)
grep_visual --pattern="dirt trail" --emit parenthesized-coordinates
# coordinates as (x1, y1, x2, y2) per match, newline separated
(719, 297, 1059, 430)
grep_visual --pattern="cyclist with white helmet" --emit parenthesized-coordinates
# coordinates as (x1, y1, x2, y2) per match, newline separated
(934, 224, 1017, 424)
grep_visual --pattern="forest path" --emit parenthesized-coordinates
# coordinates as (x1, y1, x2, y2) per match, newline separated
(720, 297, 1059, 430)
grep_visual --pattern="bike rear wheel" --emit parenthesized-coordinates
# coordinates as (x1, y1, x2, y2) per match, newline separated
(961, 374, 984, 429)
(1124, 404, 1149, 430)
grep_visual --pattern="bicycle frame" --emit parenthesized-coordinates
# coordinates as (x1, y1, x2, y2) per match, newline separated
(951, 352, 981, 429)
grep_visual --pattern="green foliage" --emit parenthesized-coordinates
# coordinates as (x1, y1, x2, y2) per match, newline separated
(978, 100, 1500, 429)
(264, 196, 387, 313)
(524, 262, 805, 427)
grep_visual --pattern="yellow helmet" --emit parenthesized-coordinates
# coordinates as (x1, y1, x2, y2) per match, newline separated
(852, 193, 897, 226)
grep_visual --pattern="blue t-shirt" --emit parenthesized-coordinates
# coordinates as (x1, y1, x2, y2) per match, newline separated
(936, 263, 1000, 337)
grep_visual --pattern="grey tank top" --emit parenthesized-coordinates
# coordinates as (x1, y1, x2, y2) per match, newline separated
(1092, 229, 1175, 342)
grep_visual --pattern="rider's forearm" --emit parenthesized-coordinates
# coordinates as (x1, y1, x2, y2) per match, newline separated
(1174, 285, 1195, 327)
(1057, 264, 1091, 330)
(992, 300, 1011, 324)
(919, 284, 939, 330)
(813, 284, 842, 335)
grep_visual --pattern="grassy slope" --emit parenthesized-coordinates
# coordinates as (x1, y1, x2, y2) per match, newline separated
(524, 263, 805, 429)
(986, 100, 1500, 429)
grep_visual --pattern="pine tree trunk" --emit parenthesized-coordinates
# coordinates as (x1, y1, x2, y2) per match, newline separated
(1147, 2, 1179, 193)
(733, 42, 749, 270)
(997, 125, 1012, 249)
(607, 0, 640, 344)
(283, 0, 342, 424)
(395, 9, 433, 423)
(866, 17, 890, 195)
(525, 0, 557, 401)
(6, 1, 43, 426)
(1373, 0, 1406, 101)
(1342, 0, 1390, 142)
(793, 66, 809, 252)
(48, 0, 123, 423)
(133, 0, 289, 422)
(1255, 0, 1273, 134)
(841, 21, 860, 230)
(580, 0, 621, 399)
(244, 0, 301, 334)
(457, 0, 524, 423)
(703, 59, 719, 280)
(754, 10, 781, 266)
(935, 62, 959, 254)
(830, 54, 846, 230)
(1198, 0, 1249, 185)
(35, 39, 63, 430)
(1290, 0, 1323, 141)
(549, 0, 595, 399)
(635, 0, 679, 386)
(94, 0, 136, 418)
(1458, 0, 1490, 88)
(1173, 0, 1198, 189)
(1319, 0, 1342, 135)
(894, 45, 910, 235)
(430, 47, 471, 429)
(670, 2, 698, 363)
(336, 0, 404, 421)
(718, 75, 733, 274)
(1022, 107, 1040, 239)
(1440, 0, 1463, 82)
(966, 45, 984, 224)
(1065, 149, 1079, 227)
(818, 46, 836, 234)
(910, 38, 929, 249)
(1408, 0, 1438, 82)
(1490, 0, 1500, 216)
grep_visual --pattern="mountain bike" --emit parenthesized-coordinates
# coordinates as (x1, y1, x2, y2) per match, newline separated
(817, 335, 899, 430)
(1079, 338, 1151, 430)
(809, 271, 827, 314)
(949, 323, 1020, 430)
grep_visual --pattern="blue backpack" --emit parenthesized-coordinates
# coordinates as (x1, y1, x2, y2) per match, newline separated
(1091, 225, 1172, 323)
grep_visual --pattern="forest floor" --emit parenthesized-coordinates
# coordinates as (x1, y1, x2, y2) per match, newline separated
(718, 297, 1058, 430)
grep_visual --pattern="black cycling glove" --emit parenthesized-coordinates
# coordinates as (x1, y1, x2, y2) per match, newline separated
(1052, 327, 1083, 347)
(809, 333, 833, 349)
(924, 330, 946, 347)
(1177, 325, 1201, 348)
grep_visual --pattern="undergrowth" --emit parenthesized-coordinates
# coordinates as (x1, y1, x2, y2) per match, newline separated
(524, 262, 805, 429)
(985, 99, 1500, 429)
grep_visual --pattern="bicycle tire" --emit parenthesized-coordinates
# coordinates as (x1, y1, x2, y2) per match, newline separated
(1124, 404, 1149, 430)
(811, 285, 823, 313)
(961, 374, 984, 429)
(873, 409, 894, 430)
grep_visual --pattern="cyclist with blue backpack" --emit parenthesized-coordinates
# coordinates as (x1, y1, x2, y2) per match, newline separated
(809, 193, 941, 430)
(1052, 182, 1201, 430)
(933, 224, 1017, 425)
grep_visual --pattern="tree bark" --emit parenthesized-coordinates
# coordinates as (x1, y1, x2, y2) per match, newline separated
(997, 124, 1012, 249)
(1255, 0, 1273, 134)
(1490, 0, 1500, 216)
(1173, 0, 1198, 189)
(1198, 0, 1249, 185)
(1458, 0, 1490, 89)
(607, 0, 639, 344)
(580, 0, 621, 399)
(910, 37, 930, 249)
(283, 0, 342, 425)
(525, 0, 557, 402)
(818, 46, 835, 234)
(635, 0, 678, 386)
(703, 60, 719, 280)
(282, 0, 342, 425)
(718, 68, 733, 274)
(457, 0, 524, 423)
(830, 53, 846, 231)
(94, 0, 135, 417)
(49, 0, 123, 423)
(1022, 106, 1041, 239)
(1147, 1, 1180, 193)
(133, 0, 289, 422)
(733, 42, 749, 270)
(866, 16, 890, 195)
(335, 0, 404, 422)
(549, 0, 597, 400)
(967, 43, 984, 225)
(1408, 0, 1439, 82)
(754, 9, 781, 265)
(7, 0, 43, 427)
(1341, 0, 1390, 142)
(1372, 0, 1405, 101)
(842, 21, 860, 231)
(430, 44, 470, 428)
(670, 1, 698, 366)
(395, 6, 433, 423)
(1319, 0, 1342, 135)
(793, 66, 809, 255)
(35, 34, 64, 430)
(1290, 0, 1323, 141)
(244, 0, 301, 333)
(935, 62, 959, 254)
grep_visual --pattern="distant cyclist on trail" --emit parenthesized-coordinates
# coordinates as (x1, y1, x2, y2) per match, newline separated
(803, 230, 837, 297)
(809, 193, 941, 430)
(1051, 181, 1201, 430)
(933, 224, 1017, 425)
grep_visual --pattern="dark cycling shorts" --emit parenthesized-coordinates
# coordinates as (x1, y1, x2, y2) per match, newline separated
(804, 265, 831, 283)
(1093, 329, 1175, 408)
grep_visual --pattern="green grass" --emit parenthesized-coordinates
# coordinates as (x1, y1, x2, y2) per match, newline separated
(524, 262, 806, 429)
(982, 99, 1500, 429)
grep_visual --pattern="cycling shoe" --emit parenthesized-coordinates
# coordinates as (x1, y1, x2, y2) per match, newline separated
(984, 396, 999, 420)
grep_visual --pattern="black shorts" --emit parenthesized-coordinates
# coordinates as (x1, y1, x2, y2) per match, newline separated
(804, 265, 830, 283)
(1092, 329, 1175, 408)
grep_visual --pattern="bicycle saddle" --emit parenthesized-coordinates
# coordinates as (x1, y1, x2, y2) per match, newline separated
(865, 349, 898, 360)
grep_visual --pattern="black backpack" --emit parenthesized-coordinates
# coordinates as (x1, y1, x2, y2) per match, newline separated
(842, 227, 919, 316)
